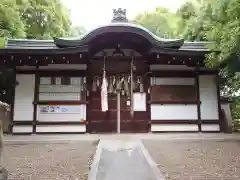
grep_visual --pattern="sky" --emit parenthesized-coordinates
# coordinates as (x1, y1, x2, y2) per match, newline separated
(62, 0, 186, 30)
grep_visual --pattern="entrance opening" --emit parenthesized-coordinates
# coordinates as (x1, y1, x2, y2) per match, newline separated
(87, 58, 150, 133)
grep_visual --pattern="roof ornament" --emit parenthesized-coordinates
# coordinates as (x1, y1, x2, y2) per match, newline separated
(111, 8, 128, 22)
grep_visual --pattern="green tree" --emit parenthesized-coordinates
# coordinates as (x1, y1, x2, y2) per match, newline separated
(18, 0, 72, 39)
(134, 8, 180, 38)
(177, 0, 240, 126)
(67, 25, 86, 37)
(0, 0, 74, 39)
(0, 0, 26, 38)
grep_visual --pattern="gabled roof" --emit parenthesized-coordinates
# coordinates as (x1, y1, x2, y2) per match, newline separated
(1, 21, 216, 55)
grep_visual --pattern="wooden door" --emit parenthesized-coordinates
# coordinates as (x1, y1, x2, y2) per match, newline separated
(119, 80, 150, 133)
(88, 90, 117, 133)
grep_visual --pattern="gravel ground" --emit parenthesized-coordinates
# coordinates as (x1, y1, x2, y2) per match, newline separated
(143, 140, 240, 180)
(2, 142, 96, 180)
(2, 139, 240, 180)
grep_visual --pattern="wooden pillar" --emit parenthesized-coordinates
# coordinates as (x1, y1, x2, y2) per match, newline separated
(9, 68, 16, 134)
(145, 61, 151, 132)
(216, 71, 222, 131)
(32, 65, 39, 134)
(195, 69, 202, 132)
(117, 91, 121, 133)
(86, 61, 92, 133)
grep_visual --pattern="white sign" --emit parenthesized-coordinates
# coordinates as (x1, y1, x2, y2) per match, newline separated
(39, 105, 82, 114)
(133, 93, 146, 111)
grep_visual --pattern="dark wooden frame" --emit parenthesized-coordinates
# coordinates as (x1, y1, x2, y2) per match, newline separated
(195, 69, 202, 131)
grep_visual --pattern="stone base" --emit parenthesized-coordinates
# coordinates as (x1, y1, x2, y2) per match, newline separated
(0, 167, 8, 180)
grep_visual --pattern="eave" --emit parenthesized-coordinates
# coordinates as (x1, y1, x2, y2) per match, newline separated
(0, 45, 89, 55)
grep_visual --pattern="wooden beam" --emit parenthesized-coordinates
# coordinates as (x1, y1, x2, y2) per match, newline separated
(195, 69, 202, 131)
(216, 71, 222, 131)
(9, 68, 16, 134)
(32, 65, 39, 134)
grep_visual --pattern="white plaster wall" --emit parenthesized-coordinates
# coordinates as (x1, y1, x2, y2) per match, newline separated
(199, 75, 219, 120)
(13, 74, 35, 121)
(13, 126, 33, 133)
(37, 105, 86, 121)
(151, 124, 198, 132)
(36, 125, 86, 133)
(39, 93, 82, 101)
(151, 104, 198, 120)
(201, 124, 220, 131)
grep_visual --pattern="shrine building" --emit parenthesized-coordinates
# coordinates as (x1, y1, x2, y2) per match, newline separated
(0, 9, 232, 134)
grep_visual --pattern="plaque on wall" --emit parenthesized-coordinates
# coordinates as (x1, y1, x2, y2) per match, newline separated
(133, 93, 146, 111)
(39, 105, 82, 114)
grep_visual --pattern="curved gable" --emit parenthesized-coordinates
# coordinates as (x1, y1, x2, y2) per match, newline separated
(54, 23, 184, 49)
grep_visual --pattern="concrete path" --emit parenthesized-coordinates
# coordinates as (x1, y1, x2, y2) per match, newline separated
(88, 140, 165, 180)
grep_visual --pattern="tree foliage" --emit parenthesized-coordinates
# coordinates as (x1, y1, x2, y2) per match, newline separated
(0, 0, 26, 38)
(0, 0, 84, 39)
(134, 7, 180, 38)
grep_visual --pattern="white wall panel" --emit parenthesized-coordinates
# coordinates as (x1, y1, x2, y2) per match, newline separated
(201, 124, 220, 131)
(13, 125, 33, 133)
(151, 104, 198, 120)
(150, 77, 194, 85)
(36, 125, 86, 133)
(14, 74, 35, 121)
(39, 85, 82, 92)
(199, 75, 219, 119)
(39, 93, 81, 101)
(151, 124, 198, 132)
